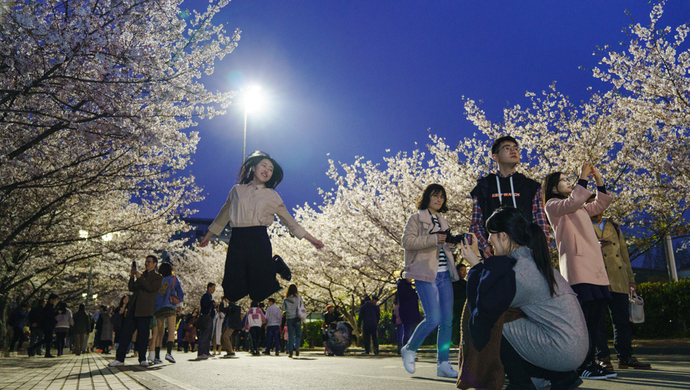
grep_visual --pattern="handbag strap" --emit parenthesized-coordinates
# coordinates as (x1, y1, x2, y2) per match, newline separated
(171, 276, 177, 295)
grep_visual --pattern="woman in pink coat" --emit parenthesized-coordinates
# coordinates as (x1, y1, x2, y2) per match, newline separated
(543, 162, 615, 381)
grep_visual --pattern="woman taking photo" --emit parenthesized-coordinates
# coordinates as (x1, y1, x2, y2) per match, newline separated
(400, 184, 461, 378)
(281, 284, 304, 358)
(154, 262, 184, 363)
(543, 162, 615, 380)
(460, 207, 588, 390)
(199, 151, 324, 303)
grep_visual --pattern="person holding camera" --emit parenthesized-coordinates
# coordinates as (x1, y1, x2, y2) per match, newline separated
(543, 162, 615, 380)
(400, 184, 461, 378)
(109, 255, 162, 367)
(459, 207, 587, 390)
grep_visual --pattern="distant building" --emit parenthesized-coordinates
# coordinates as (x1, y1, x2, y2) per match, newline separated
(172, 217, 231, 246)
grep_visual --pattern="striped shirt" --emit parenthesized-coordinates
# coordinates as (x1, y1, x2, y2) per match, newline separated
(431, 214, 448, 272)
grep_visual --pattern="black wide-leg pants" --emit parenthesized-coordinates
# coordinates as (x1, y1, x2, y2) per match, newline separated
(223, 226, 280, 302)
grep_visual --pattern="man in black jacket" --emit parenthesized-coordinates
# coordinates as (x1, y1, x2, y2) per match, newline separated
(109, 255, 162, 367)
(469, 136, 549, 258)
(27, 293, 59, 357)
(359, 296, 380, 355)
(27, 298, 46, 355)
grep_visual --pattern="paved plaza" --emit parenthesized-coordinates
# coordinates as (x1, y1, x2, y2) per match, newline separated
(1, 348, 688, 390)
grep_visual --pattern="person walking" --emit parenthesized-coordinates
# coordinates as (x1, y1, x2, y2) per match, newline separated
(27, 293, 59, 358)
(54, 302, 73, 356)
(110, 295, 129, 351)
(213, 301, 224, 355)
(183, 309, 199, 353)
(400, 184, 461, 378)
(154, 262, 184, 363)
(96, 306, 113, 354)
(587, 195, 652, 371)
(199, 151, 324, 304)
(27, 299, 46, 356)
(359, 296, 380, 355)
(281, 284, 304, 358)
(197, 283, 216, 360)
(109, 255, 163, 367)
(220, 297, 241, 357)
(8, 303, 29, 353)
(264, 298, 282, 356)
(395, 278, 421, 354)
(246, 301, 266, 356)
(544, 162, 616, 380)
(72, 304, 90, 356)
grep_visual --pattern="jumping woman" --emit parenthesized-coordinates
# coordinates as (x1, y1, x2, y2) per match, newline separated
(200, 151, 324, 303)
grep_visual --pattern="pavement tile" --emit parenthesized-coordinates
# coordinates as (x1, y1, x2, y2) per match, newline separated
(0, 352, 147, 390)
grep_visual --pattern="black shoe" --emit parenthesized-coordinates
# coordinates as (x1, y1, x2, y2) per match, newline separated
(577, 364, 607, 380)
(273, 254, 292, 281)
(44, 354, 56, 358)
(550, 370, 583, 390)
(262, 350, 271, 355)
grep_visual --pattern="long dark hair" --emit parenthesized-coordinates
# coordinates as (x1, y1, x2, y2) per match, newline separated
(542, 171, 567, 203)
(486, 207, 557, 296)
(159, 262, 173, 277)
(416, 184, 448, 213)
(285, 284, 298, 297)
(236, 151, 284, 189)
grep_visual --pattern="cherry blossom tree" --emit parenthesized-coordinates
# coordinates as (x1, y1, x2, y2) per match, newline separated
(0, 0, 240, 301)
(271, 1, 689, 332)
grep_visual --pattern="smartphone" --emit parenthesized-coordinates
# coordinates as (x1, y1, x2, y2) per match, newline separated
(131, 261, 137, 271)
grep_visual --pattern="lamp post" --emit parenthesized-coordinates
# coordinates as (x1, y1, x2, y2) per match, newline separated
(242, 85, 264, 163)
(79, 230, 92, 307)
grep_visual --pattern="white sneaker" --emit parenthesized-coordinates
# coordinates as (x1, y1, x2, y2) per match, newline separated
(437, 361, 458, 378)
(401, 346, 416, 374)
(108, 360, 124, 367)
(165, 353, 176, 363)
(153, 358, 163, 364)
(140, 360, 149, 367)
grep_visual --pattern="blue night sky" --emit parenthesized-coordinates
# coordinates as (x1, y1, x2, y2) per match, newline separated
(184, 0, 690, 219)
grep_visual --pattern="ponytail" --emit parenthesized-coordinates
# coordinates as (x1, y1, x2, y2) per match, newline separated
(528, 223, 557, 296)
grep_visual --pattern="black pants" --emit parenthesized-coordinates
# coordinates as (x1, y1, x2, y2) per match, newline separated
(29, 327, 54, 356)
(55, 330, 68, 356)
(223, 227, 280, 302)
(250, 326, 262, 354)
(579, 298, 607, 368)
(9, 326, 24, 351)
(596, 291, 633, 360)
(500, 336, 579, 390)
(116, 315, 152, 363)
(362, 327, 378, 354)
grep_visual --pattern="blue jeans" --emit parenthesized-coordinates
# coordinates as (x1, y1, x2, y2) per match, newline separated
(405, 271, 454, 362)
(266, 325, 280, 353)
(287, 317, 302, 355)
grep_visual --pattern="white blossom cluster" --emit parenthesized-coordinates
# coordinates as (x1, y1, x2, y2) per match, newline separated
(0, 0, 239, 303)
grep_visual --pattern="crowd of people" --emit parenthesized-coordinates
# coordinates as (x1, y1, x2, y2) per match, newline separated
(7, 137, 652, 389)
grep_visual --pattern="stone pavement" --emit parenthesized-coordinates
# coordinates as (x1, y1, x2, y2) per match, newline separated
(1, 348, 689, 390)
(0, 352, 146, 390)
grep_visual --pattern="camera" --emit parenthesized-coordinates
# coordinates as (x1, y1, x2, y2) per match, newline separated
(432, 229, 472, 245)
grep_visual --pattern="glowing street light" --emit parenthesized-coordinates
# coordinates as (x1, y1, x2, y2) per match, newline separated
(242, 85, 264, 164)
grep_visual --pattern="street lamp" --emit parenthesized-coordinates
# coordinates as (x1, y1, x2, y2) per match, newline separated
(242, 85, 264, 164)
(79, 230, 93, 307)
